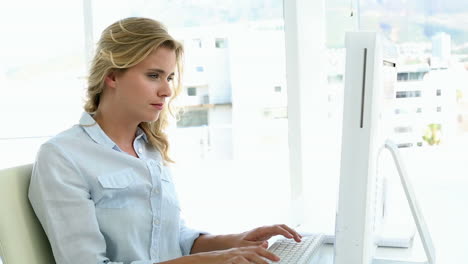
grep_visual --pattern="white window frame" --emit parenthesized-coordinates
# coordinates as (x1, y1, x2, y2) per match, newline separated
(284, 0, 327, 226)
(283, 0, 359, 226)
(83, 0, 94, 72)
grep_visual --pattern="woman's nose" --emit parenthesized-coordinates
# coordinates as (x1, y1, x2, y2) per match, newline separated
(158, 81, 172, 97)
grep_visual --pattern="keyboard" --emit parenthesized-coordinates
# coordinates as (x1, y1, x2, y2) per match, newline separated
(267, 234, 324, 264)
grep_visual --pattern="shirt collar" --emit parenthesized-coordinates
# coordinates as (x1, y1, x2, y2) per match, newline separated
(135, 126, 149, 143)
(79, 112, 149, 150)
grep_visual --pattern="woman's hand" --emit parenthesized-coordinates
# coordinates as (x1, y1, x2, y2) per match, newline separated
(189, 224, 302, 254)
(160, 245, 280, 264)
(195, 246, 280, 264)
(234, 224, 302, 248)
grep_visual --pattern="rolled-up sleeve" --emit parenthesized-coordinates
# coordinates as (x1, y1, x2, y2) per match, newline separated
(28, 142, 154, 264)
(178, 218, 207, 255)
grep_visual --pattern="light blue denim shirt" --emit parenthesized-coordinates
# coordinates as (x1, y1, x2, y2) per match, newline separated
(29, 112, 203, 264)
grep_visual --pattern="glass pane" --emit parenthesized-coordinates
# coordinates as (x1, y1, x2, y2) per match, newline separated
(302, 0, 358, 236)
(359, 1, 468, 262)
(92, 1, 289, 234)
(0, 0, 86, 169)
(358, 1, 468, 176)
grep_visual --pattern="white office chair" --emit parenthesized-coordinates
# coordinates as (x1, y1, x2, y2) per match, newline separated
(0, 164, 55, 264)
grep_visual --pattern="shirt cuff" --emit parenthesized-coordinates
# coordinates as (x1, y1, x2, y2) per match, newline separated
(179, 226, 209, 256)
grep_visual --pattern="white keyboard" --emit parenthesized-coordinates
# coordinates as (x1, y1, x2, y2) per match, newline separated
(267, 234, 324, 264)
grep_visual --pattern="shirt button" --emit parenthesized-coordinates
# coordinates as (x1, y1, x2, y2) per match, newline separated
(154, 218, 160, 225)
(137, 147, 143, 154)
(154, 188, 160, 194)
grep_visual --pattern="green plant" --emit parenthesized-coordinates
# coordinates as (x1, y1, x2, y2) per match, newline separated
(456, 89, 463, 103)
(422, 123, 442, 145)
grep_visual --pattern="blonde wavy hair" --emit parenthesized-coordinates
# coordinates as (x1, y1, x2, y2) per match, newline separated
(84, 17, 183, 163)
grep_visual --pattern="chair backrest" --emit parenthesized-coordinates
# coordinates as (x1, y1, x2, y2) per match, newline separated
(0, 164, 55, 264)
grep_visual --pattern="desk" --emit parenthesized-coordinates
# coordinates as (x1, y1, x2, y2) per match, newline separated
(294, 175, 468, 264)
(310, 234, 429, 264)
(299, 149, 468, 264)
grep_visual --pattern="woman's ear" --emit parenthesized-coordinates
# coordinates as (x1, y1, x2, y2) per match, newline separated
(104, 71, 118, 89)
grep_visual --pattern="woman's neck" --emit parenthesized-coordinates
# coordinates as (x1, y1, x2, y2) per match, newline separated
(93, 108, 139, 154)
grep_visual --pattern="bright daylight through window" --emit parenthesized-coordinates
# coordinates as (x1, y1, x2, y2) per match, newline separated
(0, 1, 467, 263)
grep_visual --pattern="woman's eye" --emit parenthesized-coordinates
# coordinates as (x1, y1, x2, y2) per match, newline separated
(147, 73, 159, 79)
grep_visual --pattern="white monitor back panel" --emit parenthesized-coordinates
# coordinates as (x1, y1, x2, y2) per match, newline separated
(334, 32, 385, 264)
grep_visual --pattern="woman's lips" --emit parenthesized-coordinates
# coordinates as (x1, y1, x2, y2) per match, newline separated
(151, 103, 163, 110)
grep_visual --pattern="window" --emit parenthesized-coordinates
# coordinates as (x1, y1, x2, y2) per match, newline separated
(397, 142, 413, 148)
(2, 3, 465, 260)
(397, 72, 409, 81)
(193, 38, 202, 48)
(91, 0, 289, 233)
(394, 126, 413, 133)
(215, 38, 227, 48)
(358, 2, 468, 262)
(187, 87, 197, 96)
(0, 0, 86, 169)
(396, 90, 422, 98)
(318, 3, 468, 262)
(398, 71, 427, 82)
(409, 72, 421, 80)
(177, 109, 208, 127)
(327, 74, 343, 83)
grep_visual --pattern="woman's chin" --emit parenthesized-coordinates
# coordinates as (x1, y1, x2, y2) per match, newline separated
(143, 113, 160, 123)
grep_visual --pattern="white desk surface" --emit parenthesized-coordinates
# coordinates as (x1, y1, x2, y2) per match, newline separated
(299, 144, 468, 264)
(300, 175, 468, 264)
(311, 235, 429, 264)
(303, 175, 468, 264)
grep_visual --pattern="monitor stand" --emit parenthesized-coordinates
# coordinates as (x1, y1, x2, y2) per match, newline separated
(372, 140, 436, 264)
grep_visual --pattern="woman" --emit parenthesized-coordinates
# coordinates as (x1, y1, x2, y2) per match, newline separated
(29, 17, 301, 264)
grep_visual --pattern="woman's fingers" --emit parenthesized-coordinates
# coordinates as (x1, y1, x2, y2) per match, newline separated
(243, 246, 280, 264)
(228, 256, 250, 264)
(255, 224, 302, 242)
(245, 240, 269, 248)
(228, 246, 280, 264)
(266, 224, 301, 242)
(278, 224, 302, 242)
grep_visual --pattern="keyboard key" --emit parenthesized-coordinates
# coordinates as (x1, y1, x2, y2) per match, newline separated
(267, 234, 324, 264)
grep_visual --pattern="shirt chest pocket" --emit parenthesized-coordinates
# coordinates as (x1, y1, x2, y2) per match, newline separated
(95, 169, 142, 209)
(160, 167, 180, 211)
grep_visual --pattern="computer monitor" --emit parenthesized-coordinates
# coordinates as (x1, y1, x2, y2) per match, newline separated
(333, 32, 435, 264)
